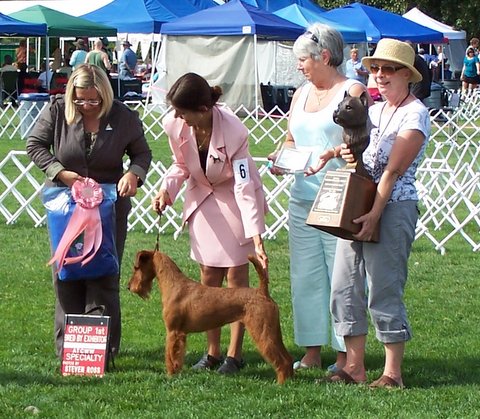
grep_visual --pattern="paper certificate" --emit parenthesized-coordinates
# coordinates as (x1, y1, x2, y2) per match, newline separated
(273, 148, 312, 173)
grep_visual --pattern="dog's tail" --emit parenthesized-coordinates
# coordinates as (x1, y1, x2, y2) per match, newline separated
(248, 255, 269, 297)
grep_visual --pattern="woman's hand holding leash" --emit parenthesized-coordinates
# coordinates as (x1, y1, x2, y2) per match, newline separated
(152, 189, 172, 213)
(253, 234, 269, 277)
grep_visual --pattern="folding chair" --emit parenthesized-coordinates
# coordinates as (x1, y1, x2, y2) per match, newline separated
(49, 72, 69, 95)
(1, 71, 19, 105)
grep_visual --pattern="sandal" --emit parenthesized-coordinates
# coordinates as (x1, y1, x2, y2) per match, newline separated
(369, 375, 404, 389)
(318, 369, 365, 385)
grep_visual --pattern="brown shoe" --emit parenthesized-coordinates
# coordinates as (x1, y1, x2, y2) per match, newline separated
(369, 375, 404, 389)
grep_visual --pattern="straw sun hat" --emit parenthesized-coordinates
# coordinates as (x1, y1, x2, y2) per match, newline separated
(362, 38, 422, 83)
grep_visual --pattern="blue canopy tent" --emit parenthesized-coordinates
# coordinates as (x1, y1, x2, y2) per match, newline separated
(241, 0, 325, 13)
(81, 0, 209, 34)
(187, 0, 218, 9)
(81, 0, 165, 34)
(161, 0, 304, 38)
(0, 12, 47, 36)
(323, 3, 444, 43)
(158, 0, 305, 109)
(273, 4, 366, 44)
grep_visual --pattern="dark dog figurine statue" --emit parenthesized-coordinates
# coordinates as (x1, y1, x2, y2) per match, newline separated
(333, 91, 371, 178)
(127, 250, 294, 384)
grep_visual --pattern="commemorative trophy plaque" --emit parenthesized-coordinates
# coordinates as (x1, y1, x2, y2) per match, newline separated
(306, 93, 379, 242)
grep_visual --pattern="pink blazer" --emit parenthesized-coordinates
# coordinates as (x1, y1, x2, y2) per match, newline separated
(162, 106, 267, 245)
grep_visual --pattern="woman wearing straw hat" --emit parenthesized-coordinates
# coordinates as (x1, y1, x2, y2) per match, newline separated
(327, 38, 430, 388)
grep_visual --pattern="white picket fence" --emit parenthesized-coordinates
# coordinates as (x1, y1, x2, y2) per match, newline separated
(1, 93, 479, 253)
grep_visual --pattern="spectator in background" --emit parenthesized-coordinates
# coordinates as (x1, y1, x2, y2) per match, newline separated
(15, 39, 33, 93)
(345, 47, 369, 84)
(443, 63, 452, 80)
(51, 43, 62, 72)
(15, 39, 29, 71)
(69, 39, 88, 71)
(460, 46, 480, 94)
(85, 39, 111, 76)
(101, 37, 114, 65)
(466, 37, 479, 55)
(1, 55, 17, 72)
(407, 43, 431, 102)
(119, 41, 137, 80)
(37, 61, 53, 93)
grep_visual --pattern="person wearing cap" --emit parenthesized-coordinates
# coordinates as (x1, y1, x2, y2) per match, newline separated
(119, 41, 137, 80)
(328, 38, 430, 388)
(69, 39, 88, 71)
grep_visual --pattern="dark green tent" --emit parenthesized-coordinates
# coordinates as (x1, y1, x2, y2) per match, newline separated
(9, 5, 117, 37)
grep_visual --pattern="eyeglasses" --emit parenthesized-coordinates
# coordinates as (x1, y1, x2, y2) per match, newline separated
(73, 99, 102, 106)
(369, 63, 406, 76)
(303, 31, 319, 44)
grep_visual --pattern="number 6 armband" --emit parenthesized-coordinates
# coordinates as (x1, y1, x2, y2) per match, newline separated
(233, 158, 251, 184)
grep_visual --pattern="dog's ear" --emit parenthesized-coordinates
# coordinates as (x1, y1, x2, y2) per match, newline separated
(135, 250, 154, 267)
(360, 91, 369, 108)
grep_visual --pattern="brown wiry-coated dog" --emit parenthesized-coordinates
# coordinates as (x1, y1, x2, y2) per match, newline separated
(128, 250, 294, 384)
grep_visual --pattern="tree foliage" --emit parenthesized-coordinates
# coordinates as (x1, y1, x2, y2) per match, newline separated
(317, 0, 480, 40)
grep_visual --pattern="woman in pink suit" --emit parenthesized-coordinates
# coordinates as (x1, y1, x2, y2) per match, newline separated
(152, 73, 268, 375)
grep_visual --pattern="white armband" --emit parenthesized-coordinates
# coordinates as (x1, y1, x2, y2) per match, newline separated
(233, 158, 250, 184)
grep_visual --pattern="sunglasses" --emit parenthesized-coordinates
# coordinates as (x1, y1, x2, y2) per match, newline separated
(369, 63, 406, 76)
(73, 99, 102, 106)
(303, 31, 319, 44)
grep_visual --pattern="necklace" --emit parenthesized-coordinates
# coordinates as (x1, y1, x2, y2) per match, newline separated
(195, 127, 211, 151)
(313, 78, 337, 107)
(85, 131, 98, 158)
(377, 93, 410, 138)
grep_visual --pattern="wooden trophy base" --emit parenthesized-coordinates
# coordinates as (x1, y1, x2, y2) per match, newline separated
(306, 169, 379, 242)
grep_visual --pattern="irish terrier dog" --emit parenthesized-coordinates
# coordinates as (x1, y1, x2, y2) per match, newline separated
(127, 250, 293, 384)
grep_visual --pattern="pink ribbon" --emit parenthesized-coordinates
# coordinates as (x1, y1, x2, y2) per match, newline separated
(48, 178, 104, 272)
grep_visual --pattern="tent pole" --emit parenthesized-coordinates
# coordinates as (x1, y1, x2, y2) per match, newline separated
(254, 34, 258, 119)
(45, 35, 49, 75)
(143, 32, 159, 115)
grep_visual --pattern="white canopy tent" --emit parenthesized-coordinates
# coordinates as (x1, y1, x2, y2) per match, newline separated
(403, 7, 467, 74)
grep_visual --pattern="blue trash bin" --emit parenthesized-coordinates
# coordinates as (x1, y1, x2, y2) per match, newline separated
(18, 93, 50, 138)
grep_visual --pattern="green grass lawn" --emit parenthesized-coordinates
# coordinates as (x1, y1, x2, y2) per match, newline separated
(1, 220, 479, 418)
(1, 125, 480, 418)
